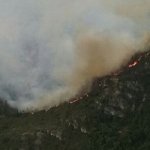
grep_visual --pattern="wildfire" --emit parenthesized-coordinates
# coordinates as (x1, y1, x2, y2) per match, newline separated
(128, 61, 137, 67)
(128, 51, 150, 68)
(69, 93, 89, 104)
(114, 70, 123, 76)
(56, 51, 150, 107)
(70, 98, 80, 104)
(115, 53, 147, 74)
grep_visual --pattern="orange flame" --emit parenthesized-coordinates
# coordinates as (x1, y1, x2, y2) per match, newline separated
(114, 70, 123, 76)
(70, 99, 80, 104)
(129, 61, 137, 67)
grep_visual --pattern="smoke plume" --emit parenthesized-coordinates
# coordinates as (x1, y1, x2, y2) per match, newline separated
(0, 0, 150, 110)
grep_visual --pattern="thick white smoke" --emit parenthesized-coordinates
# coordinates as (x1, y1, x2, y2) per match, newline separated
(0, 0, 150, 110)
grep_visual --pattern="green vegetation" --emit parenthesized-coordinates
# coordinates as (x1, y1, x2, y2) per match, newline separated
(0, 51, 150, 150)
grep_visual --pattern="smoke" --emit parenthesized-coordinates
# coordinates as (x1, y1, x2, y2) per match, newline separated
(0, 0, 150, 110)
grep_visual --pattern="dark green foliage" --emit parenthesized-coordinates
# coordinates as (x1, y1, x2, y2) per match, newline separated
(0, 51, 150, 150)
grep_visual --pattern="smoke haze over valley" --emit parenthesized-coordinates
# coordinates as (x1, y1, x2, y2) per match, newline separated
(0, 0, 150, 110)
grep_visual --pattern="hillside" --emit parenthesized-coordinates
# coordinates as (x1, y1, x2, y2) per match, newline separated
(0, 50, 150, 150)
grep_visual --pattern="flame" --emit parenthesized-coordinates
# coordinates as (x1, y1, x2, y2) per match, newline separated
(70, 99, 80, 104)
(114, 70, 123, 76)
(129, 61, 137, 67)
(69, 93, 89, 104)
(51, 51, 150, 108)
